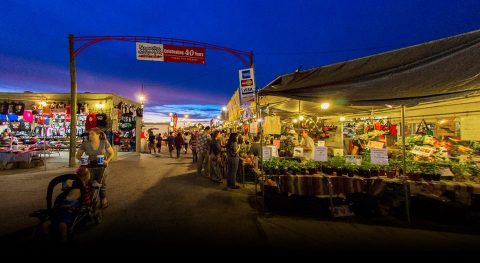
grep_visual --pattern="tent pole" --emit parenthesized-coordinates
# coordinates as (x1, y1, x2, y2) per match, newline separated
(258, 94, 265, 214)
(401, 104, 411, 224)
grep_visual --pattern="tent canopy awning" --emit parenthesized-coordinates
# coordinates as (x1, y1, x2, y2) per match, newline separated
(259, 29, 480, 108)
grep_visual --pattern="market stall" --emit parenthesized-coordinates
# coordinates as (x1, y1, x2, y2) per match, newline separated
(257, 29, 480, 223)
(0, 92, 141, 170)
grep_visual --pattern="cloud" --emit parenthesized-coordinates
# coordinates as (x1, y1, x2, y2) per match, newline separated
(0, 53, 229, 105)
(143, 104, 221, 123)
(0, 54, 227, 125)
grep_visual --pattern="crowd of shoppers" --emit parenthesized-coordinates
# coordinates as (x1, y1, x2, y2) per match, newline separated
(143, 126, 262, 191)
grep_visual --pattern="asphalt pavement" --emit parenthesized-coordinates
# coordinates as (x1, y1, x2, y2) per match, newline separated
(1, 151, 480, 257)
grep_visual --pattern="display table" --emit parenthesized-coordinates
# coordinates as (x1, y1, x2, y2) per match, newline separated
(0, 150, 39, 164)
(382, 178, 480, 194)
(276, 174, 386, 197)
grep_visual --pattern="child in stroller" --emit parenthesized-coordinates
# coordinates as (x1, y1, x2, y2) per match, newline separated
(31, 165, 103, 242)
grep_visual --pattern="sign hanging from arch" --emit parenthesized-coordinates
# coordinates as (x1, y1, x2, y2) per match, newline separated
(136, 42, 206, 64)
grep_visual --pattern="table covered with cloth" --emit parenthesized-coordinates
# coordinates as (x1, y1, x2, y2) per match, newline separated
(0, 151, 39, 164)
(382, 178, 480, 195)
(277, 174, 386, 196)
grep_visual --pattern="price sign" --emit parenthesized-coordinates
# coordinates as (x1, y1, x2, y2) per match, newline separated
(345, 155, 362, 165)
(293, 147, 304, 157)
(314, 146, 328, 162)
(262, 147, 272, 160)
(370, 148, 389, 165)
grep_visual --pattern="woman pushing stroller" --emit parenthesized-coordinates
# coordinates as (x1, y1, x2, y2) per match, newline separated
(75, 127, 114, 209)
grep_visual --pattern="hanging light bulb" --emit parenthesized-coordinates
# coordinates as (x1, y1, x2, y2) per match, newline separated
(299, 116, 304, 121)
(340, 116, 346, 121)
(321, 103, 330, 110)
(293, 119, 298, 123)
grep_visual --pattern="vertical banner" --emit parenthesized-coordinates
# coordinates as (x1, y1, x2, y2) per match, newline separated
(239, 68, 256, 104)
(173, 113, 178, 132)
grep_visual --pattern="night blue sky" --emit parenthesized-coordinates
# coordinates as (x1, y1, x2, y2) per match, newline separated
(1, 0, 480, 122)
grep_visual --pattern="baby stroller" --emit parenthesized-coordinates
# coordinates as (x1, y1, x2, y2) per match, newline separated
(30, 164, 106, 241)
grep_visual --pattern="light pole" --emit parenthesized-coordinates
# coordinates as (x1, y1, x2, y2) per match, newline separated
(136, 90, 146, 154)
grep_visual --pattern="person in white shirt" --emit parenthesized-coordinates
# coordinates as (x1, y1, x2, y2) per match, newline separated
(299, 129, 315, 160)
(184, 132, 191, 154)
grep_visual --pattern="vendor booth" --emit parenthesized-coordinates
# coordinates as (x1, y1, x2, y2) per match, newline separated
(0, 92, 141, 170)
(256, 29, 480, 224)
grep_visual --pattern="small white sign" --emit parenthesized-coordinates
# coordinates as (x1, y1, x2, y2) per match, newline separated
(262, 147, 272, 160)
(370, 148, 389, 165)
(268, 146, 279, 157)
(136, 42, 164, 61)
(293, 147, 304, 157)
(345, 155, 362, 165)
(317, 141, 325, 147)
(314, 146, 328, 162)
(333, 149, 344, 157)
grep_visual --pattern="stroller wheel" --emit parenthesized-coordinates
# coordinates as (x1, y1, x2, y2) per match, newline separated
(93, 210, 103, 225)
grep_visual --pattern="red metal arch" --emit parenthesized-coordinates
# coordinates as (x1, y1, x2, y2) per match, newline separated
(72, 35, 252, 67)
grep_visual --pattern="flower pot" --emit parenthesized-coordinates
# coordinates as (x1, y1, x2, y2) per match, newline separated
(421, 173, 433, 181)
(370, 169, 379, 177)
(333, 167, 344, 176)
(264, 169, 272, 175)
(432, 174, 441, 181)
(359, 168, 371, 178)
(279, 169, 287, 175)
(386, 170, 396, 179)
(407, 172, 421, 181)
(347, 169, 357, 177)
(323, 166, 334, 175)
(379, 170, 387, 177)
(308, 168, 318, 175)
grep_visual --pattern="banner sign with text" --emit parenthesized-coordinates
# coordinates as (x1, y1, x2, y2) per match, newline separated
(136, 42, 205, 64)
(239, 68, 256, 103)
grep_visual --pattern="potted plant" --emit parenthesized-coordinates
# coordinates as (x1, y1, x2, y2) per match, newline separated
(419, 162, 437, 181)
(329, 156, 346, 176)
(316, 161, 327, 174)
(406, 161, 422, 181)
(262, 159, 273, 175)
(387, 159, 402, 178)
(345, 162, 359, 177)
(370, 164, 380, 177)
(359, 161, 373, 178)
(305, 160, 318, 175)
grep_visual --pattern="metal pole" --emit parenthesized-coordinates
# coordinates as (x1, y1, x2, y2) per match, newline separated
(68, 34, 78, 168)
(401, 104, 411, 224)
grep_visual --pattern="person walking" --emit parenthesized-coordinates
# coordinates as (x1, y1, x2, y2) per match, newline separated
(196, 126, 212, 177)
(75, 127, 114, 208)
(184, 132, 191, 154)
(190, 132, 198, 163)
(148, 131, 156, 154)
(226, 133, 240, 190)
(155, 132, 163, 154)
(167, 132, 175, 158)
(210, 130, 222, 183)
(175, 131, 185, 158)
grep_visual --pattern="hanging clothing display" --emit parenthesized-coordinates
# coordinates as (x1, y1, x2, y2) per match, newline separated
(23, 110, 34, 123)
(1, 103, 9, 115)
(96, 113, 108, 127)
(7, 114, 18, 121)
(43, 105, 51, 114)
(13, 102, 25, 115)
